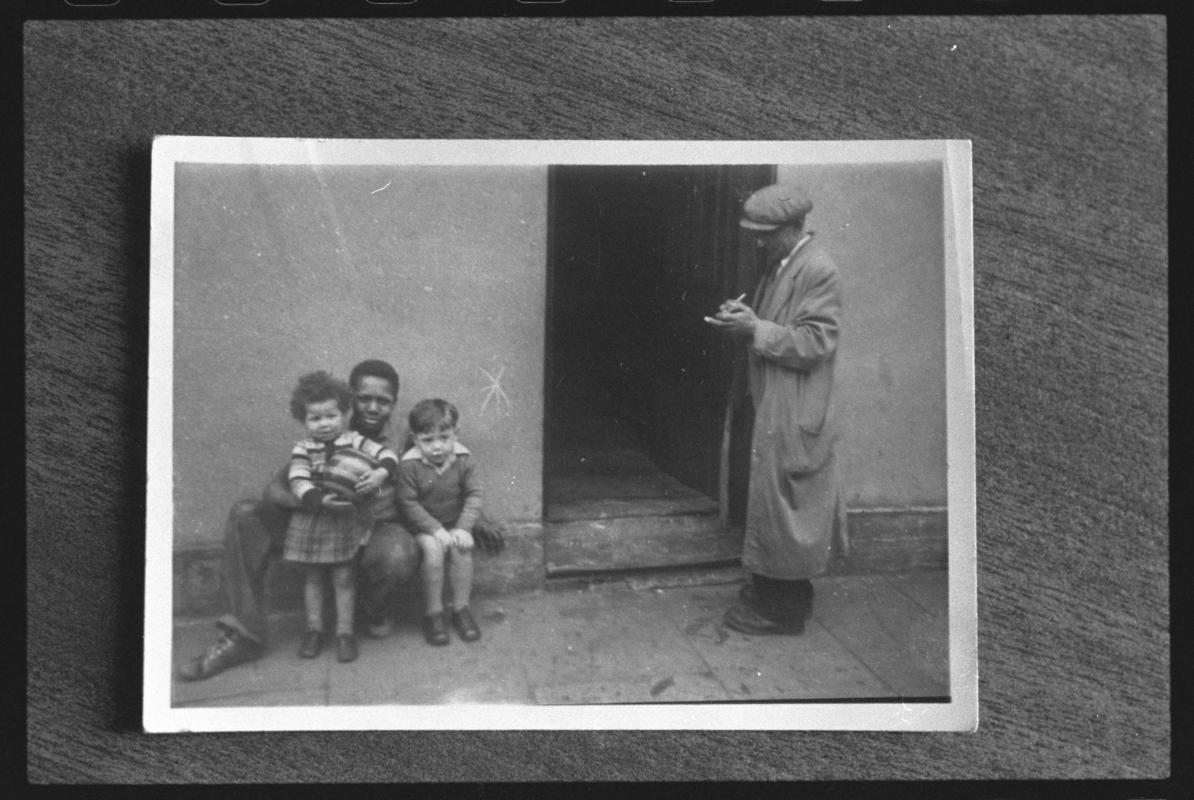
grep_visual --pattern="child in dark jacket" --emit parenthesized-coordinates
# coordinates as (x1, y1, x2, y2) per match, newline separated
(395, 398, 485, 646)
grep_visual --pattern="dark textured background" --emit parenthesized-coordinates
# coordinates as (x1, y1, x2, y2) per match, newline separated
(24, 15, 1168, 782)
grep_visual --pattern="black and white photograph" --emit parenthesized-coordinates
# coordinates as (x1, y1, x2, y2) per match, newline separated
(143, 137, 975, 731)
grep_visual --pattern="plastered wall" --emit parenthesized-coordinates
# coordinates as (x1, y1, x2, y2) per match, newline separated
(172, 159, 947, 549)
(777, 161, 948, 508)
(172, 164, 547, 546)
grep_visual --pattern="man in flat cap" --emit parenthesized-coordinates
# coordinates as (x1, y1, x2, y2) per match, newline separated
(706, 183, 847, 635)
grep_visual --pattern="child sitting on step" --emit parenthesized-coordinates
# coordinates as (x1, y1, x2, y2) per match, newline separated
(396, 398, 486, 646)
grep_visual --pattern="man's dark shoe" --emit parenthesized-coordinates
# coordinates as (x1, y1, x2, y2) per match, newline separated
(423, 612, 450, 646)
(722, 603, 805, 636)
(298, 630, 324, 658)
(739, 581, 815, 622)
(178, 628, 262, 681)
(450, 606, 481, 642)
(335, 633, 358, 663)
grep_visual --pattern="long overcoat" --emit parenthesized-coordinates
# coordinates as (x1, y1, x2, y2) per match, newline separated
(741, 234, 848, 580)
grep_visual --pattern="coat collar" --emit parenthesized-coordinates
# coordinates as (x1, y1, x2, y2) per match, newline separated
(755, 233, 814, 319)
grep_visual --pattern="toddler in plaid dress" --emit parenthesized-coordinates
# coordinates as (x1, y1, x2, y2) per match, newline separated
(283, 371, 399, 663)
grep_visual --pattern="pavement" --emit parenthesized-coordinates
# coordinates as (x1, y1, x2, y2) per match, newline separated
(171, 569, 949, 707)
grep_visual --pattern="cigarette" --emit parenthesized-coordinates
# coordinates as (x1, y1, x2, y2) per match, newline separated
(734, 293, 746, 303)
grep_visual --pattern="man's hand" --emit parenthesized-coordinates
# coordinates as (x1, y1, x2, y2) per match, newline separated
(704, 298, 759, 337)
(263, 464, 300, 510)
(473, 517, 507, 555)
(320, 493, 354, 511)
(449, 528, 475, 551)
(354, 467, 388, 496)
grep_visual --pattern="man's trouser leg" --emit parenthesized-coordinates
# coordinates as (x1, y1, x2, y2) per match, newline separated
(754, 575, 814, 625)
(357, 520, 420, 627)
(218, 499, 289, 645)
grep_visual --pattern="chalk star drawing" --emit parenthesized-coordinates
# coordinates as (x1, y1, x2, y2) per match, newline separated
(480, 366, 512, 416)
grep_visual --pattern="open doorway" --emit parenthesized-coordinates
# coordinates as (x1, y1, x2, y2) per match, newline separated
(544, 164, 773, 575)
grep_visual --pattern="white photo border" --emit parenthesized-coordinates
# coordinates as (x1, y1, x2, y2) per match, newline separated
(144, 137, 976, 732)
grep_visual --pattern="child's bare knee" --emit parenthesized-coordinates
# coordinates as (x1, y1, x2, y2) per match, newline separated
(416, 535, 445, 566)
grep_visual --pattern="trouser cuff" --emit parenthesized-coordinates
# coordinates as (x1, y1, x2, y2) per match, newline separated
(217, 615, 264, 646)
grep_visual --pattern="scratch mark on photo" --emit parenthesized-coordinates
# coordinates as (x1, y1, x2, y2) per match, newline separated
(480, 365, 512, 415)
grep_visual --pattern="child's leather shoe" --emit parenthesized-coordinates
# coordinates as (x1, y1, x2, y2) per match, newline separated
(335, 633, 358, 663)
(298, 629, 324, 658)
(422, 612, 449, 646)
(450, 606, 481, 642)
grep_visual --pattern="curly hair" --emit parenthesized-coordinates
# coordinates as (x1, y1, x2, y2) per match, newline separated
(289, 370, 354, 421)
(408, 398, 460, 434)
(348, 359, 400, 397)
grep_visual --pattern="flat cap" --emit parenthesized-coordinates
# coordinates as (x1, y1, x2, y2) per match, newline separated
(739, 184, 813, 230)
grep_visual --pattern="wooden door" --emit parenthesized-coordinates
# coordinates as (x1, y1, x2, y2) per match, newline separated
(544, 164, 773, 574)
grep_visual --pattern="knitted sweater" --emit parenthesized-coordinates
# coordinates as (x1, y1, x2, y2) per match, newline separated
(288, 430, 399, 509)
(395, 443, 484, 535)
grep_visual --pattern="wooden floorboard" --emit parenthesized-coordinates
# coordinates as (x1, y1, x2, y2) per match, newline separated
(883, 571, 950, 617)
(813, 574, 950, 698)
(547, 471, 713, 500)
(545, 470, 719, 522)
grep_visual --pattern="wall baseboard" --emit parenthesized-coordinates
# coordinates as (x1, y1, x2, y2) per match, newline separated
(171, 509, 947, 620)
(171, 523, 545, 622)
(828, 507, 948, 576)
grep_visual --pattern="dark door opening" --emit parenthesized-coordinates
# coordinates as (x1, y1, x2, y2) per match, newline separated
(544, 164, 773, 575)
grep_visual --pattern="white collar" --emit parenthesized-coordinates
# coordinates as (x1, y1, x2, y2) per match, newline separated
(301, 431, 355, 450)
(402, 442, 471, 474)
(779, 233, 812, 269)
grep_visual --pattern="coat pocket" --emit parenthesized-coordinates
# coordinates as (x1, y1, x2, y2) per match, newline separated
(796, 364, 832, 436)
(752, 362, 837, 477)
(755, 382, 822, 476)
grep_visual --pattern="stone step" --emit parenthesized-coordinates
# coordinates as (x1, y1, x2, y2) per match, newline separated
(545, 513, 744, 576)
(544, 563, 747, 593)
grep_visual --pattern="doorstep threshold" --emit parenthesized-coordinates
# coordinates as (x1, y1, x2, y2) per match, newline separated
(545, 560, 746, 592)
(544, 515, 745, 576)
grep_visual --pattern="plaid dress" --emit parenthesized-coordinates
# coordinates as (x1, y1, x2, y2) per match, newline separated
(283, 431, 397, 564)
